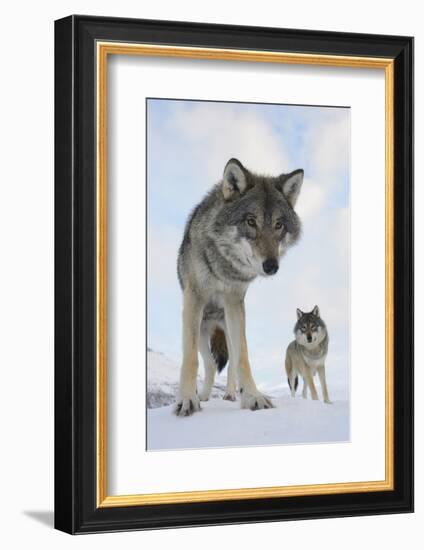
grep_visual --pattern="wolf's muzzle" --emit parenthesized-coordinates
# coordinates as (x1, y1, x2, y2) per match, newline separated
(262, 258, 279, 275)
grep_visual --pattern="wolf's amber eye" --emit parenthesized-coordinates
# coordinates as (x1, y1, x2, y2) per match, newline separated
(275, 221, 283, 230)
(246, 217, 257, 228)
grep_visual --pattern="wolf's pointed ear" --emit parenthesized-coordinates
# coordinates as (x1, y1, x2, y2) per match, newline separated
(312, 305, 320, 317)
(279, 169, 304, 207)
(296, 308, 303, 320)
(222, 158, 248, 200)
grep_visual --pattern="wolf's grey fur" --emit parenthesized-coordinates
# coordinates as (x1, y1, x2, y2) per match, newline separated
(174, 158, 304, 416)
(285, 306, 332, 404)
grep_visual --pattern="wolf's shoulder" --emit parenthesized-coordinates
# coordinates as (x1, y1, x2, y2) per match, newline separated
(178, 183, 222, 254)
(192, 183, 222, 217)
(286, 340, 297, 353)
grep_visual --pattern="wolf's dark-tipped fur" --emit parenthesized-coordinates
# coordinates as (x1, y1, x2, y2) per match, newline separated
(288, 375, 299, 391)
(285, 306, 332, 404)
(177, 160, 303, 374)
(210, 328, 228, 373)
(175, 158, 304, 414)
(294, 308, 327, 344)
(178, 159, 303, 296)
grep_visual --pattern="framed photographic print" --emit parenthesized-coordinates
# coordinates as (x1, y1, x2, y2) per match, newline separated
(54, 15, 414, 534)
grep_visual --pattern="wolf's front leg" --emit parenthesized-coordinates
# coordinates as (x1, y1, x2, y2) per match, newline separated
(303, 369, 319, 401)
(198, 328, 216, 402)
(174, 286, 204, 416)
(223, 359, 237, 401)
(224, 295, 273, 411)
(318, 365, 332, 404)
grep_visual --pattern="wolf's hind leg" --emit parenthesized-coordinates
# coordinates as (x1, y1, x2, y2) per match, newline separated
(224, 295, 273, 411)
(302, 379, 308, 399)
(303, 370, 319, 400)
(198, 327, 216, 402)
(174, 286, 204, 416)
(221, 324, 236, 401)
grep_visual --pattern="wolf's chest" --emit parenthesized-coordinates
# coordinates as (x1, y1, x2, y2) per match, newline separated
(302, 354, 326, 373)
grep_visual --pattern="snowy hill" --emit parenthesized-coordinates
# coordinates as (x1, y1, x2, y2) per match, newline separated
(147, 349, 228, 408)
(147, 396, 349, 450)
(147, 348, 349, 450)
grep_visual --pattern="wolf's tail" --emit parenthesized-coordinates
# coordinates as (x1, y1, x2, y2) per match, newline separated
(287, 376, 299, 391)
(210, 327, 229, 373)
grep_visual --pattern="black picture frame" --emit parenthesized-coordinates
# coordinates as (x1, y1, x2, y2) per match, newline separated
(55, 14, 414, 534)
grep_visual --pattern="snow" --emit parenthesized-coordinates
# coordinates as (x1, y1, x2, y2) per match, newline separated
(147, 349, 227, 408)
(147, 348, 349, 451)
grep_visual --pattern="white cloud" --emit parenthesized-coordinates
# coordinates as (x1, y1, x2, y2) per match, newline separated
(169, 102, 291, 180)
(148, 223, 181, 287)
(295, 176, 326, 220)
(291, 109, 350, 223)
(307, 110, 350, 182)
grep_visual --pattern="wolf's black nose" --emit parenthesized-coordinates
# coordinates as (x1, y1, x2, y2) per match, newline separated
(263, 258, 279, 275)
(307, 334, 312, 343)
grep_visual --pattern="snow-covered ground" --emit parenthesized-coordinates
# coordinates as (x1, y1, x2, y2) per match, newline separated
(147, 348, 228, 408)
(147, 349, 350, 451)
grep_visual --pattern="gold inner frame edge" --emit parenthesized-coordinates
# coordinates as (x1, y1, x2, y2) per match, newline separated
(96, 42, 395, 508)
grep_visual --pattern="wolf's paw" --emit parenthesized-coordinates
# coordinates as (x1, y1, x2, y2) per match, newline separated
(324, 399, 333, 405)
(223, 392, 236, 401)
(174, 395, 201, 416)
(241, 391, 274, 411)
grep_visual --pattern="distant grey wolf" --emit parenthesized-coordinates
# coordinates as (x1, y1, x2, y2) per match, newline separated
(174, 158, 304, 416)
(285, 306, 332, 404)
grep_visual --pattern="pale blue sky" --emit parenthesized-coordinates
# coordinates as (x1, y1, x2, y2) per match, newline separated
(147, 98, 350, 393)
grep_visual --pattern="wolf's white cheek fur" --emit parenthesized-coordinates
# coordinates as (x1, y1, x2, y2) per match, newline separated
(314, 326, 326, 345)
(312, 327, 320, 343)
(295, 330, 304, 344)
(240, 238, 262, 272)
(278, 233, 293, 257)
(239, 237, 253, 260)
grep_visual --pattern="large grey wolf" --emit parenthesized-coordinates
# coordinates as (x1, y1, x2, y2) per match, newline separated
(285, 306, 332, 404)
(174, 158, 304, 416)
